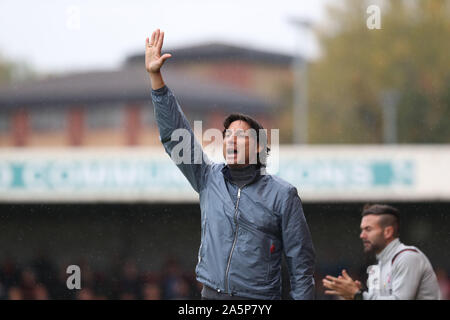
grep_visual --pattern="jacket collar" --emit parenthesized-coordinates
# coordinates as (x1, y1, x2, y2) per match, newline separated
(376, 238, 401, 263)
(221, 164, 265, 187)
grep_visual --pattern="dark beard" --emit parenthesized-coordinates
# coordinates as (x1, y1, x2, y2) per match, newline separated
(362, 242, 381, 260)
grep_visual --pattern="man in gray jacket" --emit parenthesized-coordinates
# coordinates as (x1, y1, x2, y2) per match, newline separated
(322, 204, 441, 300)
(145, 29, 315, 300)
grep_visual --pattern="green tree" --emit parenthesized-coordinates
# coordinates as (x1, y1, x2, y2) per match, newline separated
(0, 53, 35, 86)
(309, 0, 450, 143)
(0, 55, 15, 85)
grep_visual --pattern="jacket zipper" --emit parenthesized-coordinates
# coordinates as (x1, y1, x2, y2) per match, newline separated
(198, 220, 206, 264)
(224, 187, 242, 294)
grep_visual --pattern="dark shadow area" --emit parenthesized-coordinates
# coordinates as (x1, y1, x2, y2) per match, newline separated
(0, 202, 448, 299)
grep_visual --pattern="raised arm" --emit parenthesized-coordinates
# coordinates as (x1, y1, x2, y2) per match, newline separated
(146, 29, 212, 193)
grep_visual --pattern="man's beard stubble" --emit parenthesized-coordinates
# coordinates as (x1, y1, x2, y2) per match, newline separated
(362, 241, 378, 266)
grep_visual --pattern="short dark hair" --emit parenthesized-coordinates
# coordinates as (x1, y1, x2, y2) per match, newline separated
(362, 204, 400, 238)
(223, 113, 270, 168)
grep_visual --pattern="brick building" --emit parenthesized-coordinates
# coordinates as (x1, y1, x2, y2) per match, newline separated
(0, 43, 296, 147)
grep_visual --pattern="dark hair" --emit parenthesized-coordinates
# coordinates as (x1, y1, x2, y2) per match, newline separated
(362, 204, 400, 238)
(222, 113, 270, 168)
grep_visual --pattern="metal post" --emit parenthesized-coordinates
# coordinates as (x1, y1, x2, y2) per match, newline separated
(292, 56, 308, 144)
(289, 17, 312, 145)
(380, 90, 399, 144)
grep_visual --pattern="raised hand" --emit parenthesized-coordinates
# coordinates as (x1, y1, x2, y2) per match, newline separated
(145, 29, 172, 74)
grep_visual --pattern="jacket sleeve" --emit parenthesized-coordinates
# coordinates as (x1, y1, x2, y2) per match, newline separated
(151, 85, 212, 193)
(363, 252, 423, 300)
(281, 187, 316, 300)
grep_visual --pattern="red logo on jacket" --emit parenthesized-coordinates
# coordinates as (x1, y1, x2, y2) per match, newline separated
(270, 244, 275, 254)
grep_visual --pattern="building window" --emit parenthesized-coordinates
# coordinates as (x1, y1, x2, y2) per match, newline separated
(0, 111, 10, 133)
(30, 107, 65, 132)
(86, 104, 123, 130)
(141, 106, 154, 127)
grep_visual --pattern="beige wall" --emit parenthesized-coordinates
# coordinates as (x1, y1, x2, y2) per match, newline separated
(169, 61, 293, 100)
(0, 125, 164, 147)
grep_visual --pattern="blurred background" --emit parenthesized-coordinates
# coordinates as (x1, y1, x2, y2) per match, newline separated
(0, 0, 449, 300)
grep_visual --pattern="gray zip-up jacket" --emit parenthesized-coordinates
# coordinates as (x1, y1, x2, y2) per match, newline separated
(364, 238, 440, 300)
(151, 85, 315, 300)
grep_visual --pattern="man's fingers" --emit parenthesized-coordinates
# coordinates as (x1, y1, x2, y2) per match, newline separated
(342, 269, 352, 280)
(324, 278, 342, 287)
(151, 30, 157, 45)
(157, 31, 165, 50)
(325, 275, 339, 281)
(324, 290, 339, 295)
(324, 277, 344, 286)
(155, 29, 160, 47)
(160, 53, 172, 62)
(151, 29, 159, 49)
(323, 279, 339, 289)
(322, 279, 332, 288)
(158, 54, 172, 66)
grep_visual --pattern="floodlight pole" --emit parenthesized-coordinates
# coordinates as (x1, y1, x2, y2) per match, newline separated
(289, 18, 313, 145)
(380, 90, 400, 144)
